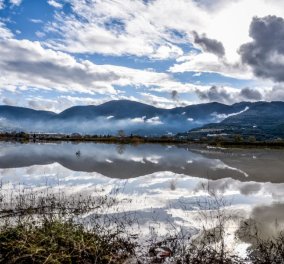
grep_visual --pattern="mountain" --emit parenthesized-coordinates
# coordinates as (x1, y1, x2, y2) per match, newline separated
(0, 105, 55, 121)
(0, 100, 281, 136)
(185, 101, 284, 140)
(57, 100, 167, 120)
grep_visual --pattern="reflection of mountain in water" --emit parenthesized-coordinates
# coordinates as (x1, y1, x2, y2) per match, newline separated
(1, 160, 284, 243)
(0, 142, 284, 182)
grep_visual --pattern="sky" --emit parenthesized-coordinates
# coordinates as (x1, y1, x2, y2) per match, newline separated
(0, 0, 284, 112)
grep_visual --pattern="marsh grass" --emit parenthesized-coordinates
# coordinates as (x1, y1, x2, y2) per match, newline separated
(237, 219, 284, 264)
(0, 220, 135, 264)
(0, 183, 283, 263)
(0, 185, 136, 263)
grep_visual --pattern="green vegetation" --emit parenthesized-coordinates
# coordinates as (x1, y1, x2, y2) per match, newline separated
(0, 131, 188, 144)
(0, 220, 134, 264)
(0, 187, 135, 264)
(2, 131, 284, 148)
(0, 184, 284, 263)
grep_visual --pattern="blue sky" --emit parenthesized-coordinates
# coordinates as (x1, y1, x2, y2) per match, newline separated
(0, 0, 283, 112)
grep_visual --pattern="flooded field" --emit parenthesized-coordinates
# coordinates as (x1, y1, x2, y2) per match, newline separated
(0, 142, 284, 260)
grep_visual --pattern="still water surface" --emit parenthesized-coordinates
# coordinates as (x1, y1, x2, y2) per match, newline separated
(0, 142, 284, 254)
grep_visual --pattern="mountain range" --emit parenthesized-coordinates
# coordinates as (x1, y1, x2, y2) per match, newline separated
(185, 101, 284, 140)
(0, 100, 284, 137)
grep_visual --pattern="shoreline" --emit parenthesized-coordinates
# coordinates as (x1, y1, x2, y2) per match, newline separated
(1, 134, 284, 148)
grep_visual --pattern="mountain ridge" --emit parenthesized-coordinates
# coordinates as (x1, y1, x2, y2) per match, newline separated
(0, 100, 282, 136)
(186, 101, 284, 140)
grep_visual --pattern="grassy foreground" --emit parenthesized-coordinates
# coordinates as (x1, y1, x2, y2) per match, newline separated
(0, 187, 284, 263)
(1, 219, 284, 264)
(0, 220, 134, 264)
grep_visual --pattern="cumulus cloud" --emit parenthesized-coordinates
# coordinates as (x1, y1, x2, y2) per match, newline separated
(17, 96, 109, 113)
(240, 87, 262, 100)
(193, 31, 225, 57)
(195, 85, 265, 104)
(265, 85, 284, 101)
(240, 16, 284, 83)
(44, 0, 284, 63)
(0, 39, 119, 94)
(0, 22, 13, 39)
(195, 85, 234, 104)
(140, 92, 191, 108)
(2, 97, 17, 106)
(0, 37, 193, 96)
(45, 0, 185, 59)
(146, 116, 163, 125)
(42, 0, 234, 60)
(130, 116, 163, 125)
(170, 52, 253, 79)
(28, 99, 54, 111)
(2, 0, 284, 111)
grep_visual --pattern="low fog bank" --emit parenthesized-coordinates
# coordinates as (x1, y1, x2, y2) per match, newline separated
(0, 115, 215, 135)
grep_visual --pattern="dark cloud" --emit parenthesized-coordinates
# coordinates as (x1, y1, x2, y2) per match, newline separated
(28, 100, 54, 111)
(268, 85, 284, 101)
(4, 60, 118, 87)
(239, 182, 262, 195)
(195, 85, 231, 103)
(240, 87, 262, 100)
(239, 16, 284, 82)
(195, 86, 263, 104)
(238, 203, 284, 242)
(193, 31, 225, 57)
(2, 98, 16, 106)
(171, 90, 178, 100)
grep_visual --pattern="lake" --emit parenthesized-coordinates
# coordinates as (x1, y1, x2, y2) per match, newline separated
(1, 142, 284, 256)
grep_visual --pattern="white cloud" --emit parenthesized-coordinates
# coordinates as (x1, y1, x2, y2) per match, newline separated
(146, 116, 163, 125)
(27, 96, 111, 112)
(9, 0, 22, 6)
(0, 38, 118, 94)
(30, 19, 43, 24)
(211, 106, 250, 121)
(139, 92, 193, 109)
(47, 0, 63, 9)
(1, 0, 283, 111)
(170, 52, 253, 79)
(43, 0, 284, 79)
(0, 0, 4, 9)
(0, 22, 13, 39)
(131, 116, 146, 123)
(0, 37, 197, 96)
(130, 116, 163, 125)
(35, 31, 46, 38)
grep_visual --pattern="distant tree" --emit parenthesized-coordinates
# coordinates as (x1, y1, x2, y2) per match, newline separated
(248, 136, 256, 143)
(117, 130, 126, 138)
(234, 134, 243, 143)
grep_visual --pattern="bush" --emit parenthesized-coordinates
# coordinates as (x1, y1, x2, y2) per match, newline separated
(0, 220, 135, 264)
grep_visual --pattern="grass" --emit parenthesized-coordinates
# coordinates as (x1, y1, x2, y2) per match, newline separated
(247, 232, 284, 264)
(0, 220, 135, 264)
(0, 186, 136, 263)
(0, 185, 283, 263)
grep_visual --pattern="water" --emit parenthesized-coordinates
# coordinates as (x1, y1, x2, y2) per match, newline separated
(1, 142, 284, 255)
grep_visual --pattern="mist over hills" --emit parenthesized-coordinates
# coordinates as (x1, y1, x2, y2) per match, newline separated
(0, 100, 283, 137)
(187, 101, 284, 140)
